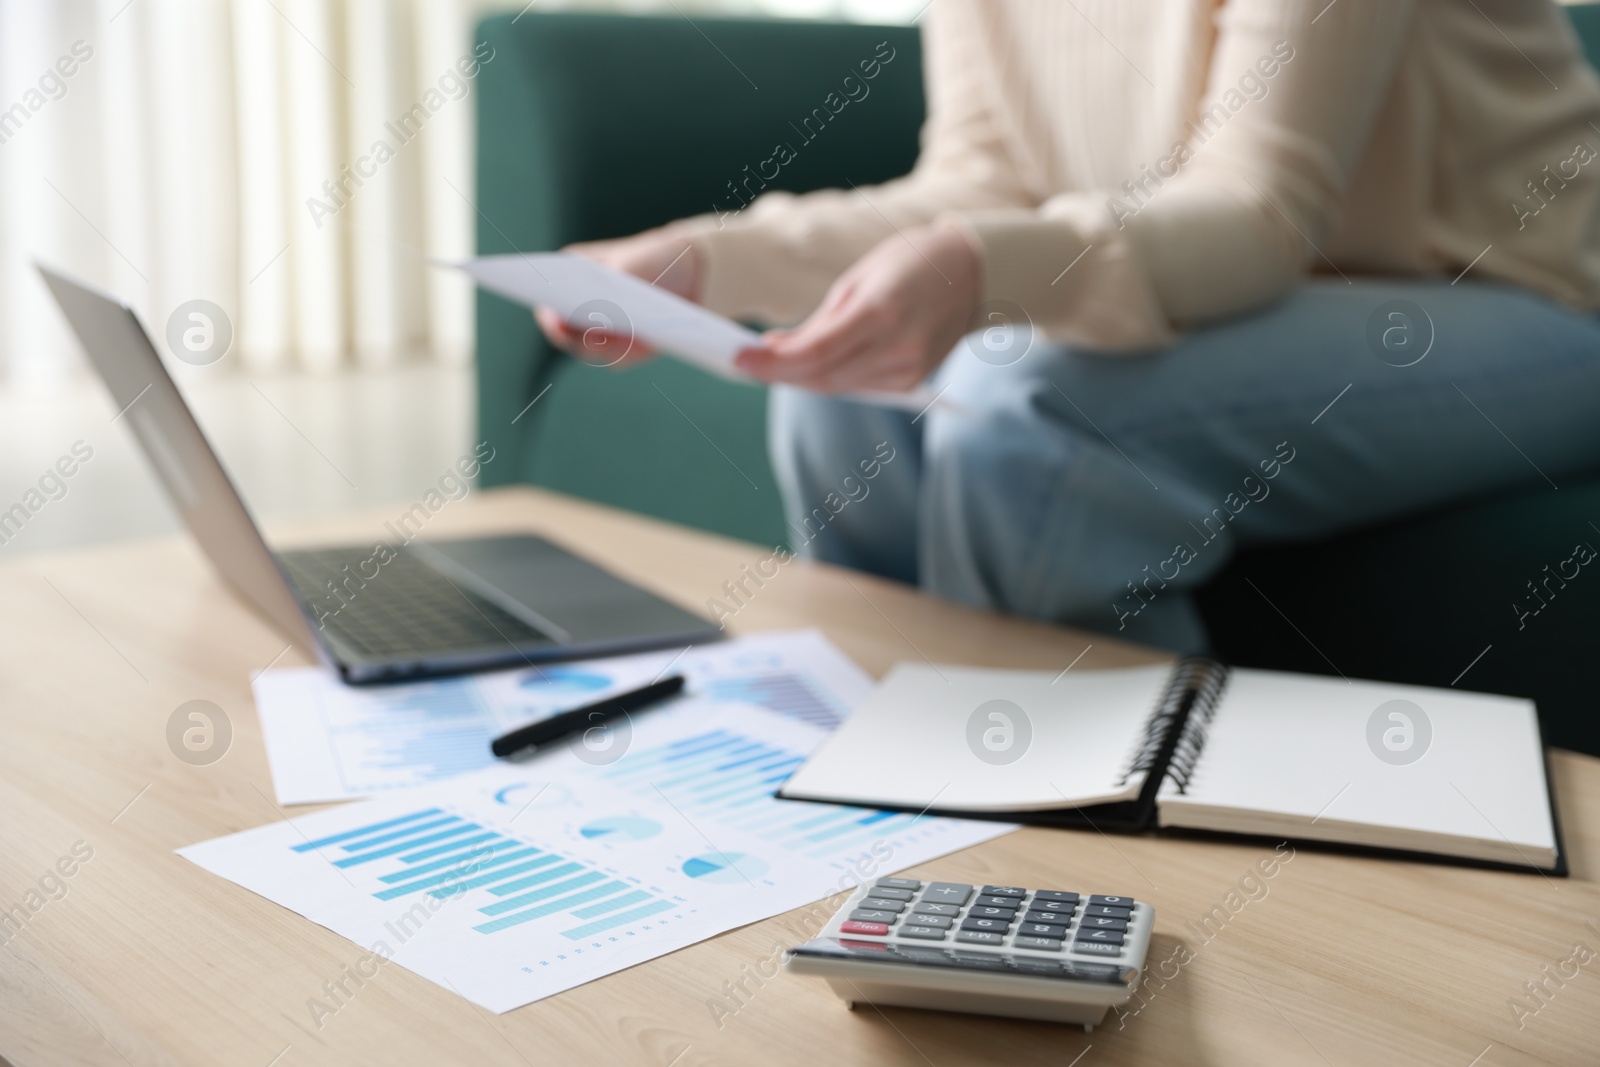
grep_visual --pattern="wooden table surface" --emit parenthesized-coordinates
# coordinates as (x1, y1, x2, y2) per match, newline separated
(1, 486, 1596, 1067)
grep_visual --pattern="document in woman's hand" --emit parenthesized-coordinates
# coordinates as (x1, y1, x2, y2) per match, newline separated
(450, 253, 942, 412)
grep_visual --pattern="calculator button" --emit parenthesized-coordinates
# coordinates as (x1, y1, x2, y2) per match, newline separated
(1080, 916, 1127, 931)
(896, 926, 948, 941)
(968, 906, 1017, 921)
(849, 909, 900, 924)
(860, 898, 906, 912)
(898, 913, 952, 929)
(840, 921, 889, 936)
(1076, 928, 1125, 944)
(875, 877, 922, 890)
(1027, 899, 1076, 915)
(959, 916, 1012, 933)
(974, 894, 1023, 909)
(1088, 895, 1134, 907)
(924, 883, 974, 905)
(1012, 936, 1065, 952)
(1018, 922, 1069, 939)
(1032, 891, 1080, 904)
(954, 930, 1005, 946)
(981, 885, 1026, 898)
(866, 887, 915, 902)
(1071, 941, 1123, 957)
(1084, 905, 1132, 920)
(1023, 910, 1074, 926)
(911, 902, 960, 918)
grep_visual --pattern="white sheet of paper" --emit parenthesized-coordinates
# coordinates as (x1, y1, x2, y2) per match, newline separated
(1156, 669, 1556, 859)
(780, 663, 1174, 812)
(180, 703, 1015, 1012)
(452, 253, 943, 412)
(258, 630, 872, 806)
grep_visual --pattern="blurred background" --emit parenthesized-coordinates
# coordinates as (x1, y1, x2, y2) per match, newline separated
(0, 0, 925, 553)
(12, 0, 1599, 750)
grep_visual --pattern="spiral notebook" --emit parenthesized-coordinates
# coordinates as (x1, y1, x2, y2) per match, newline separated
(777, 660, 1564, 874)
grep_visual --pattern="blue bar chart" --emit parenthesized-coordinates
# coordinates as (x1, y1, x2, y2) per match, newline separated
(698, 672, 845, 729)
(185, 691, 1013, 1012)
(292, 806, 680, 941)
(344, 683, 501, 785)
(601, 727, 930, 859)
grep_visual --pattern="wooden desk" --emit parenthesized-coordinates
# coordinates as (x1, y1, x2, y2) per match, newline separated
(1, 487, 1596, 1067)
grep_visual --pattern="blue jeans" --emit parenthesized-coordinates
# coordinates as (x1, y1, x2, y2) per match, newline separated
(768, 280, 1600, 653)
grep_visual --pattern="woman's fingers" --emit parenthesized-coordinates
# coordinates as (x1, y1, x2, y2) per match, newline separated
(814, 343, 924, 393)
(568, 305, 646, 363)
(738, 324, 863, 386)
(535, 307, 577, 348)
(532, 230, 700, 366)
(739, 288, 884, 384)
(534, 306, 655, 364)
(540, 222, 967, 394)
(743, 335, 877, 389)
(576, 330, 652, 366)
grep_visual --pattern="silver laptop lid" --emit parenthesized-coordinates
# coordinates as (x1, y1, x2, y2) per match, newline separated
(37, 263, 320, 654)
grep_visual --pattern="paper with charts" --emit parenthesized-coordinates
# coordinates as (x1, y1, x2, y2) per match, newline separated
(256, 630, 869, 805)
(179, 705, 1015, 1012)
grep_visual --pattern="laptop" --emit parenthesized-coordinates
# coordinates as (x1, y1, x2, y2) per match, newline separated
(39, 264, 720, 683)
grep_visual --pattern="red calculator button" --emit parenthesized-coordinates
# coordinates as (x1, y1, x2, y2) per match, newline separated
(840, 921, 889, 936)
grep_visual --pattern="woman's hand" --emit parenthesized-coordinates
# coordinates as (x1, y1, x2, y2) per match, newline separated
(534, 229, 700, 366)
(735, 222, 981, 393)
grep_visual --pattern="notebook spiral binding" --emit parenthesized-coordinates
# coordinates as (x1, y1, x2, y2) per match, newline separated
(1114, 657, 1229, 792)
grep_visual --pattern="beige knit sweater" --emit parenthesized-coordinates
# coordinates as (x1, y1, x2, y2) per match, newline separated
(676, 0, 1600, 348)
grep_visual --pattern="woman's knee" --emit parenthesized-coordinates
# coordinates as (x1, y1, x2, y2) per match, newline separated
(918, 404, 1068, 611)
(767, 387, 922, 580)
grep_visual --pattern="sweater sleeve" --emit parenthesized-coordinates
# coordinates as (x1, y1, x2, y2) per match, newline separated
(673, 0, 1034, 325)
(958, 0, 1419, 349)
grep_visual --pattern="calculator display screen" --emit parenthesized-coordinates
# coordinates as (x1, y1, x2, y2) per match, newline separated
(789, 938, 1135, 985)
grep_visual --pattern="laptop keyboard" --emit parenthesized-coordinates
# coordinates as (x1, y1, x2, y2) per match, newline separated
(278, 547, 549, 659)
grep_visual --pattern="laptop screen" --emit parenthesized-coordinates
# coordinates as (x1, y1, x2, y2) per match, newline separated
(37, 264, 319, 654)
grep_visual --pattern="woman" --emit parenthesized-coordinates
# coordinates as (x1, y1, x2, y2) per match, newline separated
(538, 0, 1600, 652)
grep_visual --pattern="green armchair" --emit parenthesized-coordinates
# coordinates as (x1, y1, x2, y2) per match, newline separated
(473, 14, 925, 550)
(474, 11, 1600, 756)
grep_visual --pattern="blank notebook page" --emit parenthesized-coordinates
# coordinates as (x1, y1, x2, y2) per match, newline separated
(780, 662, 1173, 812)
(1157, 669, 1555, 854)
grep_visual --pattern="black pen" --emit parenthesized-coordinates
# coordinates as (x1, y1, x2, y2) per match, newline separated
(490, 675, 686, 758)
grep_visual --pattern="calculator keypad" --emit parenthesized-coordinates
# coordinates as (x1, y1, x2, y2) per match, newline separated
(833, 877, 1144, 960)
(860, 898, 907, 912)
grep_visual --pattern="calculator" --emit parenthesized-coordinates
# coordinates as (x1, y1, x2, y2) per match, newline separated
(784, 876, 1153, 1027)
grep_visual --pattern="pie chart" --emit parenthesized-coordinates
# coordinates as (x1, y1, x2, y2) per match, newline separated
(492, 781, 569, 809)
(682, 852, 768, 883)
(518, 665, 615, 694)
(580, 816, 662, 841)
